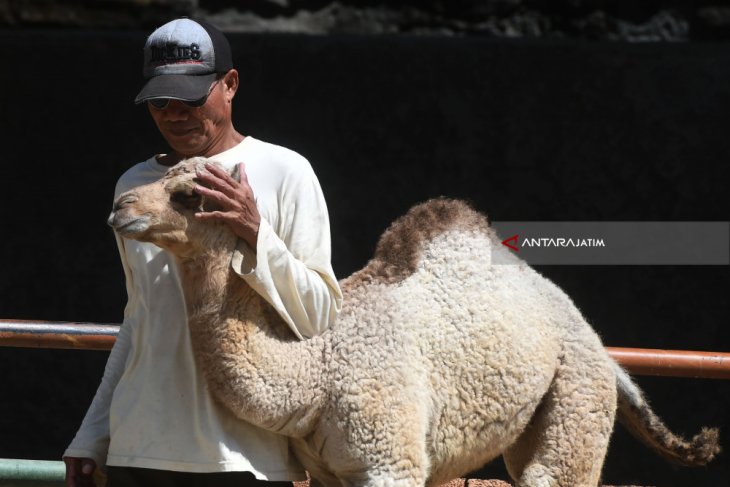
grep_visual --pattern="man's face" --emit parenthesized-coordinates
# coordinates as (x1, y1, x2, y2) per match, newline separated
(147, 70, 237, 157)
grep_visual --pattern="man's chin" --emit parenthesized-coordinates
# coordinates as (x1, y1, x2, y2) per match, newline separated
(165, 140, 206, 158)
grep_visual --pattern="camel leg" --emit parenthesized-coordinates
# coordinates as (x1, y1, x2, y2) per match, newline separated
(503, 344, 617, 487)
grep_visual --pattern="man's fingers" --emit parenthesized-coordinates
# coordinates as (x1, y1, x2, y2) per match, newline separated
(195, 171, 236, 197)
(195, 162, 253, 199)
(202, 161, 230, 178)
(64, 457, 95, 487)
(65, 458, 78, 487)
(205, 162, 240, 187)
(194, 166, 238, 198)
(81, 459, 95, 475)
(194, 185, 238, 209)
(195, 210, 234, 221)
(194, 162, 259, 248)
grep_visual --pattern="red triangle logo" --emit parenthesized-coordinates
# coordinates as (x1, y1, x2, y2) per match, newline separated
(502, 234, 519, 252)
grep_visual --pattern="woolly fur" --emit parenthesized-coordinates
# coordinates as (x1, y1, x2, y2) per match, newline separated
(110, 159, 721, 487)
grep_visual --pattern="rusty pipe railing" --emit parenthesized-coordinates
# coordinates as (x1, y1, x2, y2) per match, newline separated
(0, 320, 118, 351)
(1, 319, 729, 379)
(605, 347, 730, 380)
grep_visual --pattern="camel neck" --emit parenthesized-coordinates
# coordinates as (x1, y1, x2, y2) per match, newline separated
(177, 246, 327, 438)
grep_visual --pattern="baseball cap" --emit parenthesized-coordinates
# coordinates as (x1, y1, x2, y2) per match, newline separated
(134, 18, 233, 104)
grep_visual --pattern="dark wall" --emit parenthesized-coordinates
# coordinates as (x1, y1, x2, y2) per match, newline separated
(0, 30, 727, 486)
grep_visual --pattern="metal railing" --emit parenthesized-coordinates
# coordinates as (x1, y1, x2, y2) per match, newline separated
(2, 319, 729, 379)
(0, 320, 118, 351)
(0, 459, 64, 486)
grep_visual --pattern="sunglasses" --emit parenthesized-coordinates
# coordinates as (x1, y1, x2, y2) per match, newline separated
(148, 79, 221, 110)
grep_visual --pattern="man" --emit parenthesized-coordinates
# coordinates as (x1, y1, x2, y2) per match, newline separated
(64, 18, 342, 487)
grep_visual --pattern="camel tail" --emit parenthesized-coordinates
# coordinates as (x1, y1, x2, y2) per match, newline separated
(613, 361, 721, 466)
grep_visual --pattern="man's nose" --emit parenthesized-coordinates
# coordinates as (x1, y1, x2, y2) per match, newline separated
(161, 100, 192, 120)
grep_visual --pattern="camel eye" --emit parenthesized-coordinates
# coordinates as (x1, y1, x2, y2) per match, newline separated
(170, 187, 202, 209)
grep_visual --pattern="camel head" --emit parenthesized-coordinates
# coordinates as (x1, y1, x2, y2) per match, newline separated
(107, 158, 237, 258)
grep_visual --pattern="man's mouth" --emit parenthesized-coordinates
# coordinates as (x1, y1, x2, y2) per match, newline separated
(165, 125, 199, 137)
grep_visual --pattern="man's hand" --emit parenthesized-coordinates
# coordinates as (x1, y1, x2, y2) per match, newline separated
(64, 456, 96, 487)
(194, 162, 261, 250)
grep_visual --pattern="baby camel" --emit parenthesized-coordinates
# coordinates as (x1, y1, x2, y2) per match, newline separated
(108, 158, 720, 487)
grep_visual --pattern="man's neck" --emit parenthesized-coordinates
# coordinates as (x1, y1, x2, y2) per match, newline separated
(158, 131, 246, 166)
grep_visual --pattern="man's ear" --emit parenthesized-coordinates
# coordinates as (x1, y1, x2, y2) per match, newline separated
(223, 69, 239, 99)
(230, 164, 241, 183)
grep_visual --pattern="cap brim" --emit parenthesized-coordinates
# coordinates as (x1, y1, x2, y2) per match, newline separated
(134, 73, 218, 104)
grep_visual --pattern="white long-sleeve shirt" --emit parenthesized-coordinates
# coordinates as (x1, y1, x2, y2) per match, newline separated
(64, 136, 342, 479)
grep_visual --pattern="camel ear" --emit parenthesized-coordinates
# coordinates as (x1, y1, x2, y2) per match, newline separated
(230, 164, 241, 183)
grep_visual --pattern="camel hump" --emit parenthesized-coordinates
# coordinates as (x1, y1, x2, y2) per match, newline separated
(371, 197, 491, 283)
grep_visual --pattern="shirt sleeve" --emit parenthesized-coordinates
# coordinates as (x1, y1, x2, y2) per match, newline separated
(230, 163, 342, 339)
(63, 234, 135, 468)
